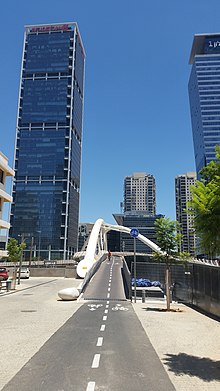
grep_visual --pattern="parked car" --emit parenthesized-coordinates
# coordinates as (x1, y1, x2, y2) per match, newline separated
(0, 267, 9, 281)
(17, 267, 30, 279)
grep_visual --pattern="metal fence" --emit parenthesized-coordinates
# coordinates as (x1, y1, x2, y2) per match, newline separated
(192, 263, 220, 318)
(127, 259, 220, 318)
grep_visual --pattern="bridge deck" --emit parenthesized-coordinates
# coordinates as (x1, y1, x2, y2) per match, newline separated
(83, 256, 127, 301)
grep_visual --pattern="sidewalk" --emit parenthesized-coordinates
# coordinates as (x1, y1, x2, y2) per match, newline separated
(1, 279, 220, 390)
(133, 299, 220, 391)
(0, 277, 83, 391)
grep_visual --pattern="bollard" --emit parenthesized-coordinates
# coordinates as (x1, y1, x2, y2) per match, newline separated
(6, 280, 12, 292)
(142, 289, 146, 303)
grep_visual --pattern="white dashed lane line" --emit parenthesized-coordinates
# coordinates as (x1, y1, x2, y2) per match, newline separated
(92, 354, 101, 368)
(96, 337, 103, 347)
(86, 381, 96, 391)
(87, 261, 117, 390)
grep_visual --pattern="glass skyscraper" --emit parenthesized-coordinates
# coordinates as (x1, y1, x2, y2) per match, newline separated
(10, 23, 85, 260)
(189, 33, 220, 175)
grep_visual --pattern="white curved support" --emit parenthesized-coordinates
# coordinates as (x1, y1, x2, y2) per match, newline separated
(76, 218, 163, 278)
(76, 219, 104, 278)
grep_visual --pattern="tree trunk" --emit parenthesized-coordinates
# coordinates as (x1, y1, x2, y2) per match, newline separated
(11, 267, 17, 290)
(165, 267, 171, 311)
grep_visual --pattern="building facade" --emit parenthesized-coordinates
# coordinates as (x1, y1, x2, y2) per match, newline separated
(189, 33, 220, 176)
(78, 223, 94, 252)
(10, 23, 85, 260)
(0, 152, 14, 257)
(113, 212, 163, 254)
(124, 172, 156, 215)
(175, 172, 196, 255)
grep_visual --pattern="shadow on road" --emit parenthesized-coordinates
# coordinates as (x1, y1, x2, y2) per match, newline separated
(163, 353, 220, 382)
(142, 307, 183, 313)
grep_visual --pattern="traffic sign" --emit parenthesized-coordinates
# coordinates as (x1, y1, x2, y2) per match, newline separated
(130, 228, 139, 238)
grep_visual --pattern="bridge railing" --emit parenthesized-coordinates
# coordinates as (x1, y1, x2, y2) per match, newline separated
(122, 257, 131, 299)
(79, 253, 107, 294)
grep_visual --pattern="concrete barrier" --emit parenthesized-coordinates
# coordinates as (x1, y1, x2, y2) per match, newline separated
(29, 267, 77, 278)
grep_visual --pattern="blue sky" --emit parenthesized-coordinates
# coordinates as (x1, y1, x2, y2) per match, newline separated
(1, 0, 220, 224)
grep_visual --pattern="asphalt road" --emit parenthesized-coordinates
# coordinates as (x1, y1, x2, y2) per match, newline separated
(2, 258, 175, 391)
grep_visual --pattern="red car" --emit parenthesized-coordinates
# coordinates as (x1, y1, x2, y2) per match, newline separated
(0, 268, 9, 281)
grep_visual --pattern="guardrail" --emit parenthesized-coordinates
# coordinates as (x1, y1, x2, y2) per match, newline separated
(0, 260, 78, 268)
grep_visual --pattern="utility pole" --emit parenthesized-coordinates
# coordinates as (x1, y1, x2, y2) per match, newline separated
(29, 236, 34, 268)
(17, 233, 24, 285)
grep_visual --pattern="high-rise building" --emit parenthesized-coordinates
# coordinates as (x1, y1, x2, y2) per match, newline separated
(0, 152, 14, 231)
(189, 33, 220, 176)
(124, 172, 156, 215)
(10, 23, 85, 260)
(175, 172, 196, 255)
(113, 212, 163, 254)
(0, 151, 14, 258)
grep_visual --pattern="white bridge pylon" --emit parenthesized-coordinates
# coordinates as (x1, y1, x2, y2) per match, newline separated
(76, 218, 163, 278)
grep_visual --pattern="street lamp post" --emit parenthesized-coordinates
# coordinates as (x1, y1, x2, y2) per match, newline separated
(29, 236, 34, 268)
(37, 231, 41, 263)
(17, 233, 25, 285)
(130, 228, 139, 303)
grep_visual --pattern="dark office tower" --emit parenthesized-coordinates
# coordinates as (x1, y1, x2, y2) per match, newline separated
(189, 33, 220, 176)
(10, 23, 85, 260)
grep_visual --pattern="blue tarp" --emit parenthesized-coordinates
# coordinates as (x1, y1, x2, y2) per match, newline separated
(132, 278, 161, 287)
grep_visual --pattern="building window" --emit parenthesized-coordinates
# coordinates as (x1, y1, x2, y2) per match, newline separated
(0, 169, 4, 184)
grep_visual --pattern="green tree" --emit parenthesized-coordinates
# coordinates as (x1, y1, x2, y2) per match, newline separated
(7, 238, 26, 263)
(188, 146, 220, 258)
(7, 238, 26, 288)
(154, 217, 182, 311)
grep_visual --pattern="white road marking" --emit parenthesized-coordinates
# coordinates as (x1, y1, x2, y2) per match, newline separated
(100, 324, 105, 331)
(104, 309, 108, 314)
(92, 354, 100, 368)
(87, 382, 96, 391)
(103, 315, 107, 321)
(107, 301, 109, 304)
(88, 304, 103, 311)
(108, 283, 111, 287)
(97, 337, 103, 347)
(112, 305, 128, 311)
(106, 304, 109, 308)
(107, 293, 110, 298)
(108, 287, 111, 291)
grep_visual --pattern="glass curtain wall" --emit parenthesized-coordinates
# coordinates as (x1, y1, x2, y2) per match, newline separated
(10, 23, 85, 260)
(189, 34, 220, 175)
